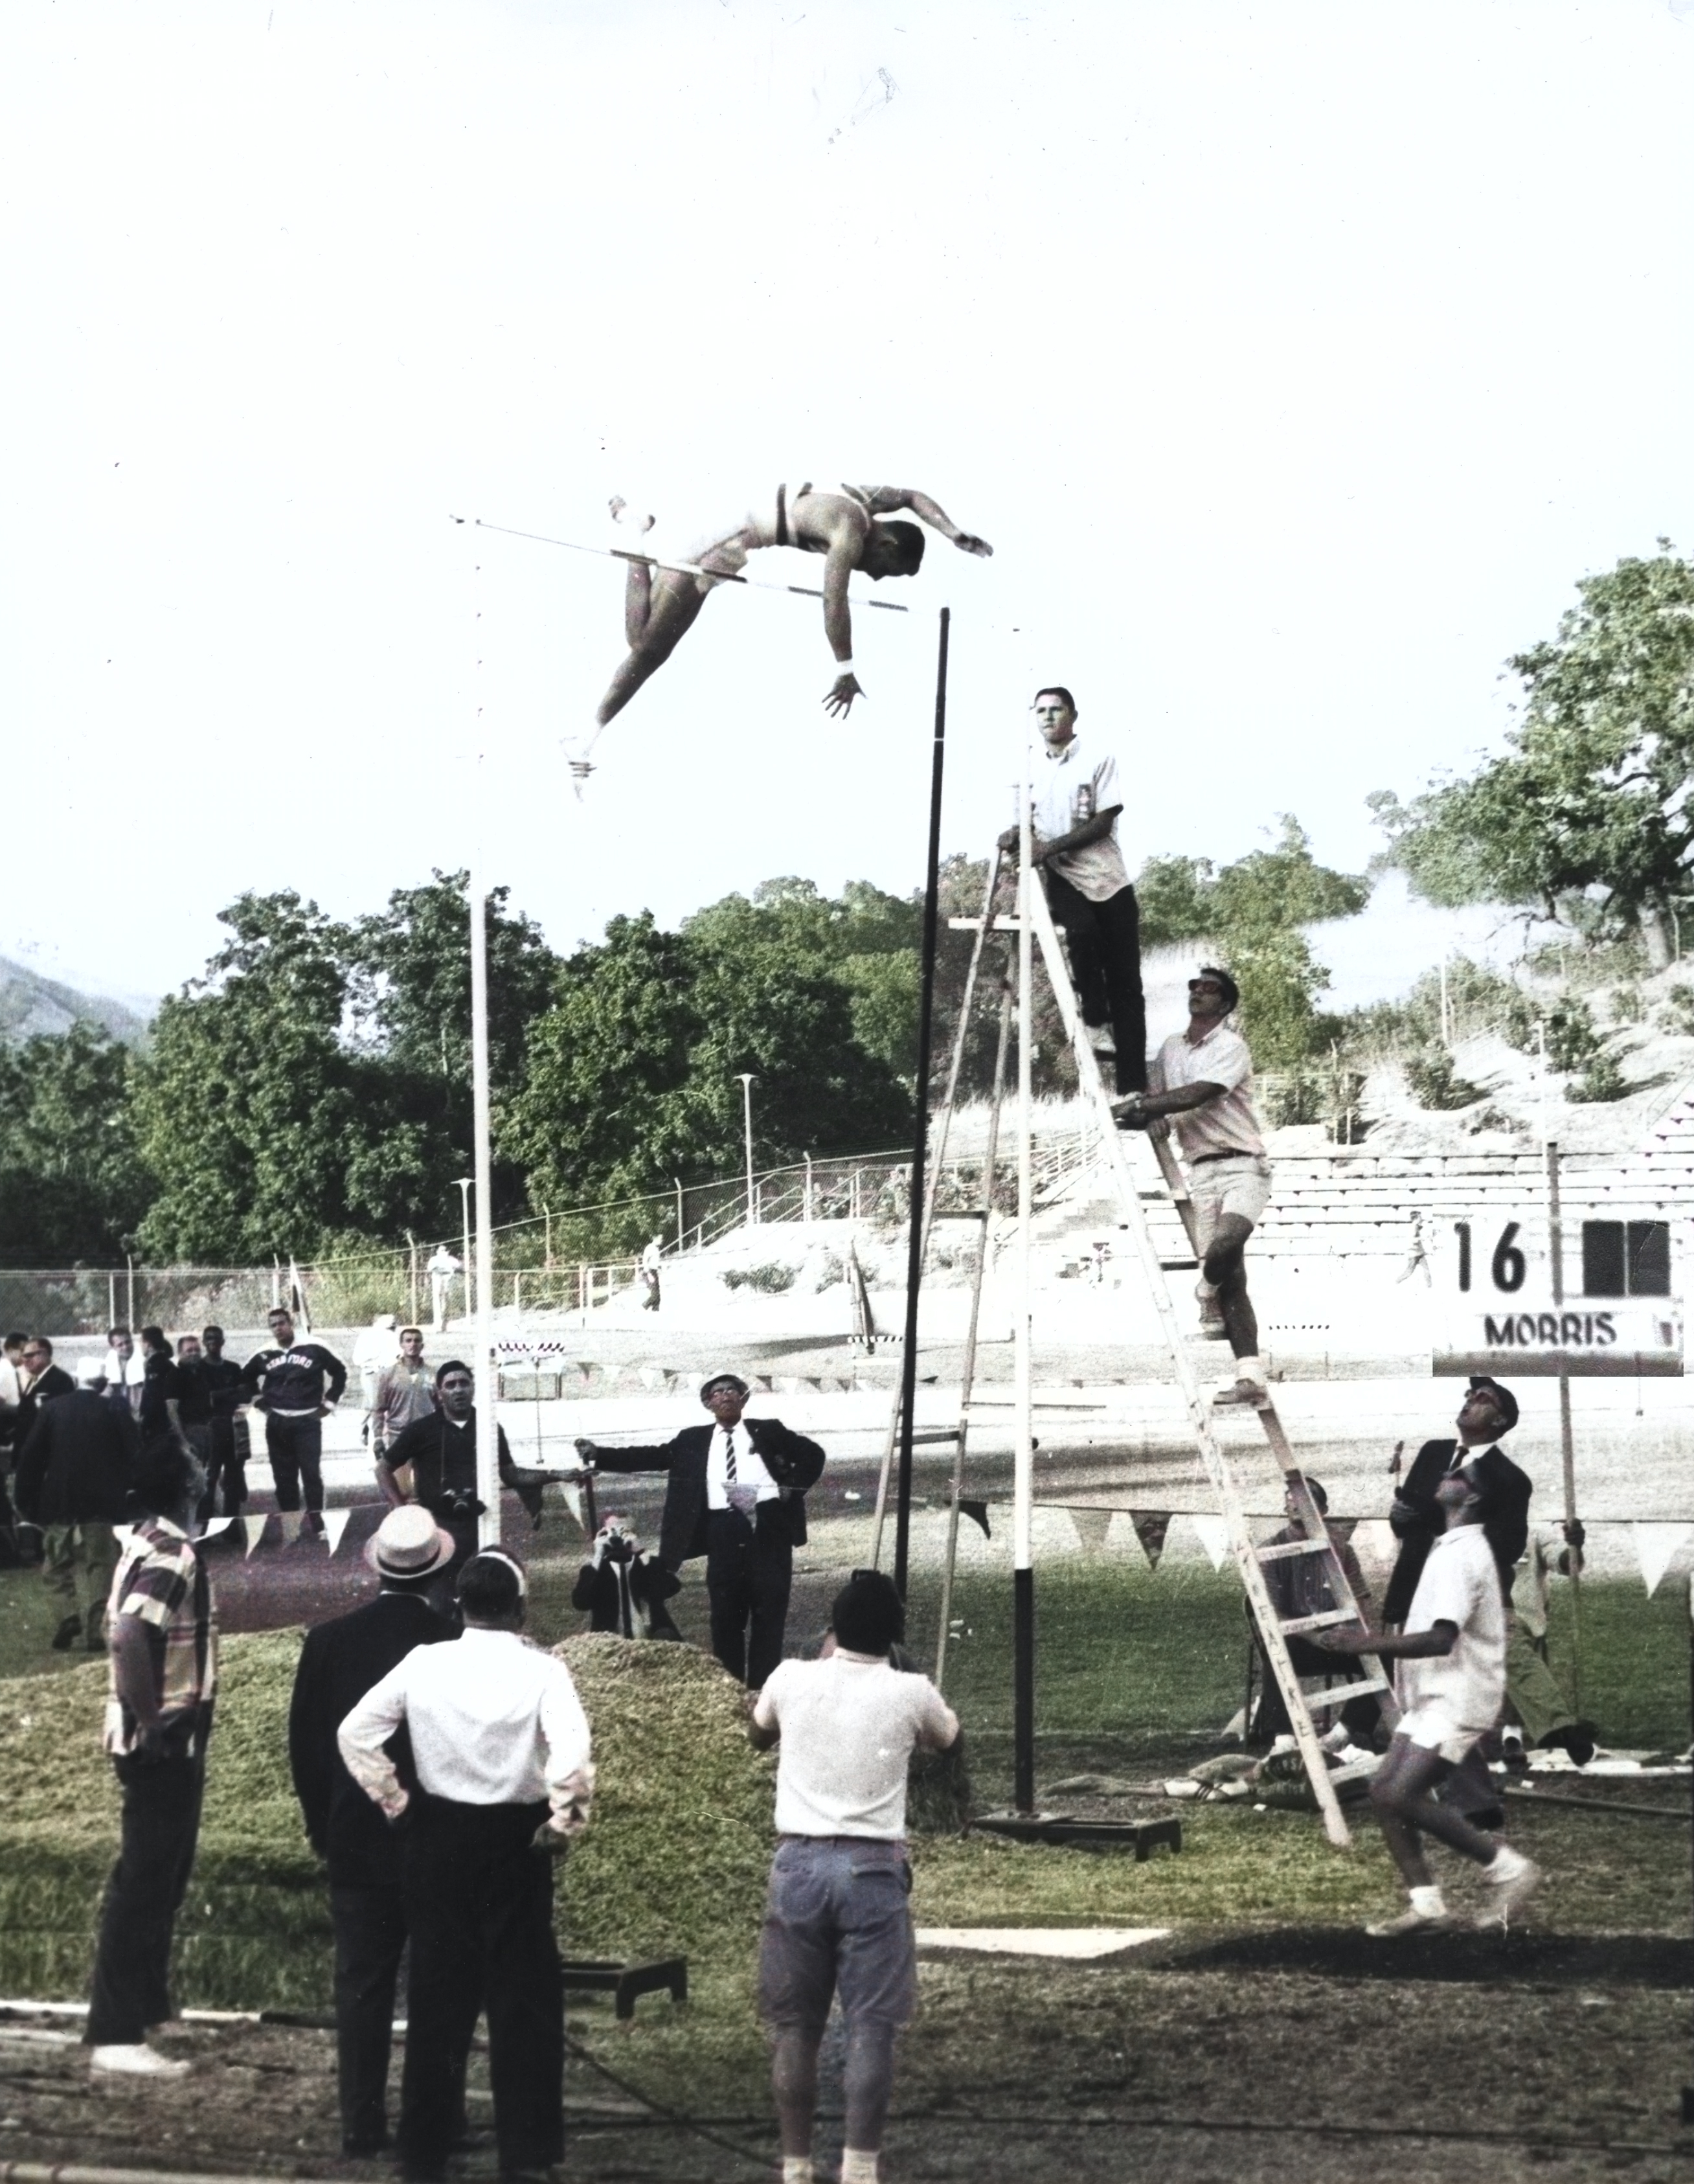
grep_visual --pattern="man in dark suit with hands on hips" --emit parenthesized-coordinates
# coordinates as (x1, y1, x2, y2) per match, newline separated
(576, 1371, 825, 1686)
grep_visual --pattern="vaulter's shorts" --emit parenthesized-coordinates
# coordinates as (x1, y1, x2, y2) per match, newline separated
(1397, 1700, 1487, 1768)
(1188, 1155, 1272, 1247)
(757, 1836, 916, 2030)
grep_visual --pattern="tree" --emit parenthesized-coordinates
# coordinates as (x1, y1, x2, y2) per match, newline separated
(0, 1025, 152, 1265)
(1372, 545, 1694, 968)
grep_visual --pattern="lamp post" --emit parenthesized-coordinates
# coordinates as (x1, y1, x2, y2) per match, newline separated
(454, 1177, 473, 1321)
(735, 1074, 757, 1227)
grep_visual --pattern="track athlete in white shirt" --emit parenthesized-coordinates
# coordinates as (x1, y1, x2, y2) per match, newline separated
(750, 1571, 961, 2184)
(339, 1552, 593, 2183)
(1331, 1461, 1539, 1935)
(1114, 966, 1272, 1404)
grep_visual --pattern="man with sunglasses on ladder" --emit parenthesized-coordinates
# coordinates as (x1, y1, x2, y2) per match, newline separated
(1113, 965, 1272, 1407)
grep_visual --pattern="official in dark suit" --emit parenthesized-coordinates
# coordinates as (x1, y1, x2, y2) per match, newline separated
(579, 1371, 826, 1687)
(287, 1507, 455, 2156)
(1382, 1377, 1532, 1625)
(15, 1356, 141, 1651)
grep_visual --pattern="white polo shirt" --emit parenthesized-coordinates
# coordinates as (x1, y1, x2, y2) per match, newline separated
(754, 1650, 960, 1839)
(1399, 1523, 1507, 1733)
(1030, 738, 1129, 902)
(1150, 1021, 1266, 1161)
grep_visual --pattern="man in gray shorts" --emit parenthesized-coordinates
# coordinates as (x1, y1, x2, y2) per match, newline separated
(749, 1571, 960, 2184)
(1114, 964, 1273, 1406)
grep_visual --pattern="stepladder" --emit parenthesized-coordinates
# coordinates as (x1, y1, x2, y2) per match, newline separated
(1022, 874, 1398, 1845)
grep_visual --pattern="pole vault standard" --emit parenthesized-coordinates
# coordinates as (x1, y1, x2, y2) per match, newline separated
(1013, 735, 1036, 1814)
(469, 543, 500, 1547)
(892, 609, 951, 1598)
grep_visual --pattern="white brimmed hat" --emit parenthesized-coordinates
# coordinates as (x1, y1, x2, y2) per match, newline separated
(74, 1354, 107, 1388)
(365, 1505, 455, 1580)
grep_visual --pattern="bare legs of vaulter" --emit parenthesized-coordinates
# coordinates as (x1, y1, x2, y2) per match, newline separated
(1201, 1211, 1258, 1361)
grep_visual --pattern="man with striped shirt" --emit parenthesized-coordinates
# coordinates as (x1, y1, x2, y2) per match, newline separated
(85, 1439, 217, 2078)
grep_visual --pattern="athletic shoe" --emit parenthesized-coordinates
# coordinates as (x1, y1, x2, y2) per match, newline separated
(1475, 1848, 1539, 1928)
(90, 2043, 190, 2078)
(1213, 1376, 1268, 1407)
(50, 1613, 82, 1652)
(1365, 1904, 1452, 1937)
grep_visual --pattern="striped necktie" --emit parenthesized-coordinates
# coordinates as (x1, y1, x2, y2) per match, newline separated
(723, 1425, 738, 1483)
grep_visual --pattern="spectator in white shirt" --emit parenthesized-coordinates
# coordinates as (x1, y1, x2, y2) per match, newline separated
(750, 1571, 960, 2184)
(1331, 1461, 1539, 1936)
(1115, 965, 1274, 1405)
(999, 685, 1146, 1093)
(339, 1551, 593, 2184)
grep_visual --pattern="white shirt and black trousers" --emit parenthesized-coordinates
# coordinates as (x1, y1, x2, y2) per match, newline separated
(1033, 738, 1146, 1095)
(339, 1632, 593, 2183)
(593, 1415, 826, 1687)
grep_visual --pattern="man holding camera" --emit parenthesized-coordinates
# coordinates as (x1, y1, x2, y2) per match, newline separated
(378, 1361, 539, 1580)
(571, 1511, 682, 1639)
(578, 1371, 825, 1686)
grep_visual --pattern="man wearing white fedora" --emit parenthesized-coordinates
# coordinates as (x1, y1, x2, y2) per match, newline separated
(288, 1507, 457, 2156)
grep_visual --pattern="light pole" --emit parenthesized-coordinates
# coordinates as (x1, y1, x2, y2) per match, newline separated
(455, 1177, 473, 1321)
(735, 1074, 757, 1227)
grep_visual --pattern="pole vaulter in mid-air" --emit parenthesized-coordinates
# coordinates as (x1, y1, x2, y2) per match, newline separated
(567, 483, 993, 782)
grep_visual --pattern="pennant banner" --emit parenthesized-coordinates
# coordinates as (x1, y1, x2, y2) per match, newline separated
(1350, 1519, 1397, 1568)
(1070, 1508, 1114, 1556)
(1190, 1515, 1232, 1572)
(1131, 1512, 1171, 1569)
(1634, 1523, 1694, 1599)
(958, 1498, 991, 1540)
(558, 1479, 585, 1531)
(278, 1512, 305, 1547)
(243, 1517, 267, 1559)
(321, 1508, 352, 1557)
(199, 1517, 235, 1544)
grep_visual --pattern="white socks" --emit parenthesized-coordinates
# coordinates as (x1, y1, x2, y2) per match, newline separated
(841, 2154, 880, 2184)
(1409, 1884, 1447, 1918)
(782, 2160, 817, 2184)
(1234, 1354, 1267, 1384)
(1485, 1843, 1529, 1885)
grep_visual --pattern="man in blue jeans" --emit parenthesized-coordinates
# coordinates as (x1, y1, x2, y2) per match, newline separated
(750, 1571, 960, 2184)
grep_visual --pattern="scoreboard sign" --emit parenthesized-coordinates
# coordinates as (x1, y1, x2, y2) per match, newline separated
(1431, 1212, 1682, 1376)
(1434, 1301, 1683, 1377)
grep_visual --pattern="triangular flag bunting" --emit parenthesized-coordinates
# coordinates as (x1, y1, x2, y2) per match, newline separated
(199, 1517, 234, 1543)
(278, 1512, 305, 1547)
(1190, 1515, 1232, 1572)
(321, 1509, 352, 1556)
(1634, 1523, 1693, 1598)
(1070, 1508, 1113, 1556)
(243, 1516, 267, 1558)
(958, 1498, 991, 1539)
(1350, 1519, 1397, 1566)
(1131, 1512, 1171, 1569)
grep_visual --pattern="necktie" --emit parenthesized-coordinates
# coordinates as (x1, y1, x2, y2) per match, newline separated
(723, 1426, 738, 1483)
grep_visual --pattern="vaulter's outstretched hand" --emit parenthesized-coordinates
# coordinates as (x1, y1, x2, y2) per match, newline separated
(823, 672, 864, 717)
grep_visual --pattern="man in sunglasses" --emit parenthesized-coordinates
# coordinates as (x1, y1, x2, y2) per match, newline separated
(1112, 966, 1272, 1405)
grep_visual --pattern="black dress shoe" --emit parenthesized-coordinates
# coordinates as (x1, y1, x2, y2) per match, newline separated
(50, 1614, 82, 1652)
(340, 2129, 388, 2157)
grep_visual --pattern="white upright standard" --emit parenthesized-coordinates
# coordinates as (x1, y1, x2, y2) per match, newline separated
(1013, 744, 1035, 1812)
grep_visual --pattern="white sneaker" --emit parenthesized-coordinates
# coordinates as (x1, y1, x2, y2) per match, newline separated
(1365, 1904, 1452, 1937)
(1474, 1847, 1539, 1928)
(90, 2043, 190, 2078)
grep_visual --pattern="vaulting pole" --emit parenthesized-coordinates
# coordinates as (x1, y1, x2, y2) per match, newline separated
(1013, 742, 1036, 1814)
(893, 607, 950, 1600)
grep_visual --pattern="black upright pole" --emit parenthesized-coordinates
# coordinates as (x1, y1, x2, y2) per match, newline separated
(1683, 1572, 1694, 2125)
(893, 606, 950, 1601)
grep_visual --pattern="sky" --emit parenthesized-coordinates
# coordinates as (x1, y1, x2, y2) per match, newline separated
(5, 0, 1694, 1007)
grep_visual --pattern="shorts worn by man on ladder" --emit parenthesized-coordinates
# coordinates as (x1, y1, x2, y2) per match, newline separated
(1114, 965, 1272, 1405)
(1000, 686, 1146, 1095)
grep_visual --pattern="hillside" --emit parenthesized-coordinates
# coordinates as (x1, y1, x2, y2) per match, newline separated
(0, 956, 151, 1047)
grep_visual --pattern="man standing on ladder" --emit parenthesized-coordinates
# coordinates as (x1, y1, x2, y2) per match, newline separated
(1000, 686, 1147, 1093)
(1113, 966, 1270, 1404)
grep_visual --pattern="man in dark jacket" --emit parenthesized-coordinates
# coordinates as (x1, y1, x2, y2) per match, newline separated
(1383, 1374, 1592, 1768)
(15, 1354, 135, 1650)
(288, 1507, 456, 2156)
(578, 1372, 826, 1686)
(242, 1307, 348, 1518)
(379, 1361, 542, 1582)
(178, 1328, 249, 1521)
(571, 1513, 683, 1639)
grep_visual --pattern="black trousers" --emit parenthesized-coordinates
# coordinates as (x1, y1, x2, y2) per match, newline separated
(86, 1729, 210, 2046)
(706, 1508, 793, 1688)
(265, 1411, 323, 1512)
(1043, 871, 1147, 1094)
(399, 1797, 563, 2182)
(191, 1418, 247, 1521)
(331, 1882, 409, 2147)
(1251, 1637, 1381, 1745)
